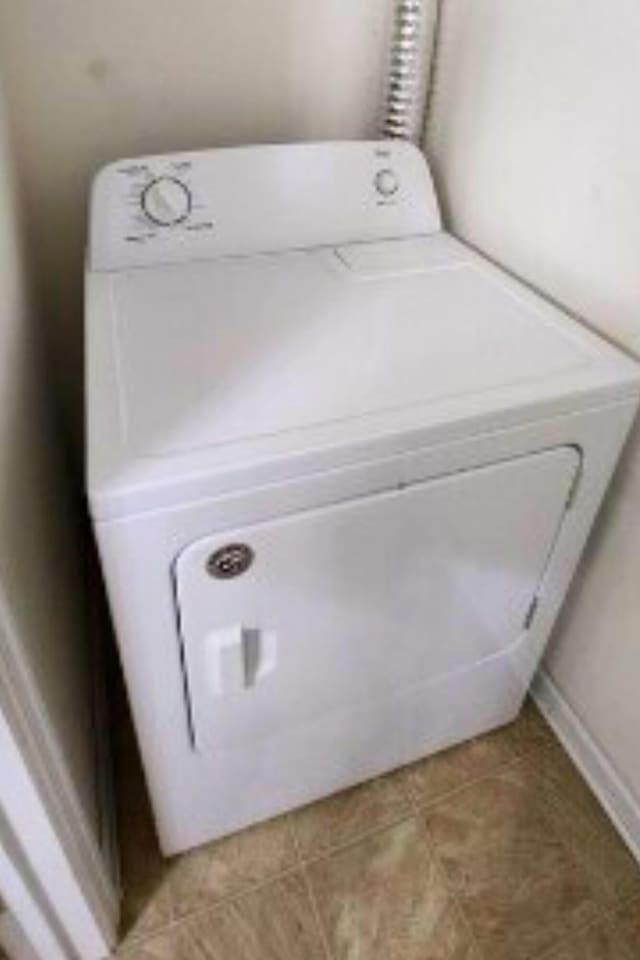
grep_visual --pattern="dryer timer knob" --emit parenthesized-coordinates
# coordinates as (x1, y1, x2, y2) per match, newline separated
(374, 168, 399, 197)
(141, 176, 192, 226)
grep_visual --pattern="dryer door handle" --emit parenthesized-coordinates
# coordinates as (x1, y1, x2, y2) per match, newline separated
(203, 625, 277, 696)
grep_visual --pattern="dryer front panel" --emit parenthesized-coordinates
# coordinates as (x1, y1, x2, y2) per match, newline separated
(175, 447, 578, 753)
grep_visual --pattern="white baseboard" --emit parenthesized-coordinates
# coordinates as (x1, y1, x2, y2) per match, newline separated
(532, 668, 640, 864)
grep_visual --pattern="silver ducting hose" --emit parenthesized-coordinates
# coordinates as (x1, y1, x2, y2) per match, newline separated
(381, 0, 431, 143)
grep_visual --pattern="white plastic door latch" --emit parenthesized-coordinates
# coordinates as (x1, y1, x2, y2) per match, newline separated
(203, 625, 277, 696)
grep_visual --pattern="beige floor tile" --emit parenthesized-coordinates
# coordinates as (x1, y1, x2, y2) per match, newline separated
(531, 742, 640, 909)
(401, 722, 518, 809)
(113, 678, 638, 960)
(403, 700, 553, 812)
(115, 922, 191, 960)
(167, 813, 298, 920)
(119, 878, 173, 949)
(539, 918, 635, 960)
(308, 816, 478, 960)
(507, 699, 554, 758)
(289, 768, 412, 859)
(218, 872, 327, 960)
(425, 764, 602, 960)
(612, 895, 640, 956)
(116, 872, 326, 960)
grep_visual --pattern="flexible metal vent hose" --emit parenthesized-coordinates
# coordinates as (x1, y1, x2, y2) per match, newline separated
(381, 0, 430, 143)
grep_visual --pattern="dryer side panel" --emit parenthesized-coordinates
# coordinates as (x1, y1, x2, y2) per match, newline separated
(175, 446, 579, 755)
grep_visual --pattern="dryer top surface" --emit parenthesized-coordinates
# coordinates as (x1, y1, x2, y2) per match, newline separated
(87, 233, 640, 519)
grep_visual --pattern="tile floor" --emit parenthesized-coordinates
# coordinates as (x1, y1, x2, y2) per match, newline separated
(112, 700, 640, 960)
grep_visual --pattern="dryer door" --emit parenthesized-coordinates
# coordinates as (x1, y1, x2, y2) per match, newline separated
(175, 446, 579, 753)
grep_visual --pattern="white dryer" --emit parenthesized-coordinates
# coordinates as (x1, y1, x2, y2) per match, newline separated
(87, 141, 640, 854)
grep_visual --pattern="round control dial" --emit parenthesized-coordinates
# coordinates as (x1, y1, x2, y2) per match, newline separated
(141, 176, 192, 226)
(374, 168, 399, 197)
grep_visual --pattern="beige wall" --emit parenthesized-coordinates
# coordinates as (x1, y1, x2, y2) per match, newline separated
(0, 86, 98, 837)
(0, 0, 400, 434)
(426, 0, 640, 800)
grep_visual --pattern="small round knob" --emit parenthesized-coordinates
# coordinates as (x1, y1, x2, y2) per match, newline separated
(206, 544, 254, 579)
(374, 168, 399, 197)
(141, 176, 191, 226)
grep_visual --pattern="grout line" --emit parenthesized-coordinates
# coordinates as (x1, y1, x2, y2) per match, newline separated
(407, 751, 533, 817)
(402, 769, 420, 816)
(601, 908, 639, 960)
(300, 865, 335, 960)
(115, 719, 573, 956)
(294, 804, 418, 870)
(291, 781, 488, 960)
(284, 811, 304, 866)
(398, 708, 557, 820)
(117, 755, 532, 951)
(407, 711, 573, 817)
(583, 885, 640, 960)
(380, 776, 487, 960)
(421, 781, 607, 960)
(614, 887, 640, 913)
(119, 811, 303, 950)
(118, 804, 425, 954)
(421, 815, 486, 960)
(531, 906, 637, 960)
(287, 812, 336, 960)
(116, 860, 307, 954)
(284, 739, 541, 874)
(286, 810, 304, 864)
(418, 745, 640, 960)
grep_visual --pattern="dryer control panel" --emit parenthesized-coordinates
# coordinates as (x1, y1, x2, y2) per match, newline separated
(88, 141, 442, 271)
